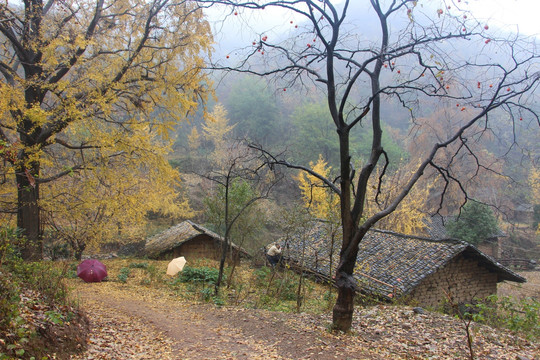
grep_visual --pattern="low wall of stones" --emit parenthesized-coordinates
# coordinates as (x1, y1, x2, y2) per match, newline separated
(410, 254, 498, 308)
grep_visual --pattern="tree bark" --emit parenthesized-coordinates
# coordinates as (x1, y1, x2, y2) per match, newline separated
(332, 280, 355, 331)
(16, 162, 42, 260)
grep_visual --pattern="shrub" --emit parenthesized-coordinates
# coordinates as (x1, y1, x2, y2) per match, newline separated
(471, 295, 540, 340)
(129, 262, 149, 269)
(176, 266, 221, 285)
(117, 267, 130, 283)
(255, 266, 299, 301)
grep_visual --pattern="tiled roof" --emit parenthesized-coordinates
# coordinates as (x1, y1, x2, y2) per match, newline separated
(144, 220, 249, 258)
(279, 224, 525, 300)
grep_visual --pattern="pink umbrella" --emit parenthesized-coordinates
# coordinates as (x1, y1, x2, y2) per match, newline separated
(77, 259, 107, 283)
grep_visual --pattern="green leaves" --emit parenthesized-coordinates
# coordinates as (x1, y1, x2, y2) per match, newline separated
(446, 202, 500, 245)
(175, 266, 221, 285)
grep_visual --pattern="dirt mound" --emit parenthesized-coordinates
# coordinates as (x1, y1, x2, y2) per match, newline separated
(1, 288, 89, 360)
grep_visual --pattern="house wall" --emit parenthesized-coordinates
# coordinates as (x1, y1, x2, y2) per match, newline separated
(171, 235, 222, 261)
(409, 254, 498, 308)
(477, 238, 501, 258)
(158, 235, 242, 264)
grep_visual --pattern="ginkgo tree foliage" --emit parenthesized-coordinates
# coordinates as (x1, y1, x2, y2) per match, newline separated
(203, 0, 539, 331)
(0, 0, 213, 259)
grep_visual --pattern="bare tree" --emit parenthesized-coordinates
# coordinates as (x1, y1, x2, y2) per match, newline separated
(201, 0, 539, 331)
(200, 140, 280, 293)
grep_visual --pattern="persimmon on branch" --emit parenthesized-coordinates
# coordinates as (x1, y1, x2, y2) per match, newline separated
(201, 0, 538, 331)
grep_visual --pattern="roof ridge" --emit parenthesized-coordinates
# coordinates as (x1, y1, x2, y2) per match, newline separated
(370, 228, 464, 245)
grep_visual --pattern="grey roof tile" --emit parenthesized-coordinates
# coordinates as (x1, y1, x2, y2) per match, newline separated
(279, 223, 525, 300)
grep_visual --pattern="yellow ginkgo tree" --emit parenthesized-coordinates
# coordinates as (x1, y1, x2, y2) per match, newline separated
(363, 163, 430, 235)
(296, 155, 341, 283)
(0, 0, 213, 259)
(296, 155, 339, 221)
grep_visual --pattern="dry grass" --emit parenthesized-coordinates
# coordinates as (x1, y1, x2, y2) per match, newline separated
(65, 258, 334, 314)
(498, 271, 540, 300)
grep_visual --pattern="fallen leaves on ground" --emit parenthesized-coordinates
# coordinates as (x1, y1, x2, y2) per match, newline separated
(69, 280, 539, 360)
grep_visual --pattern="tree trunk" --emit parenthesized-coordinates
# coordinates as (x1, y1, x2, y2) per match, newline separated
(332, 238, 360, 331)
(73, 241, 86, 261)
(16, 162, 42, 260)
(215, 239, 227, 295)
(332, 283, 355, 331)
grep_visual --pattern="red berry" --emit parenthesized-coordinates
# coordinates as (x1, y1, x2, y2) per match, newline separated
(234, 12, 238, 15)
(484, 25, 489, 30)
(283, 88, 287, 91)
(226, 55, 229, 59)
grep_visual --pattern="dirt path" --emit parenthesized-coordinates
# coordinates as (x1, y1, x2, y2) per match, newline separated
(70, 282, 375, 360)
(69, 281, 539, 360)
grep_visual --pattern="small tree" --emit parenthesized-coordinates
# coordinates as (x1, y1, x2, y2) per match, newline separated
(529, 167, 540, 231)
(446, 201, 500, 245)
(200, 105, 280, 293)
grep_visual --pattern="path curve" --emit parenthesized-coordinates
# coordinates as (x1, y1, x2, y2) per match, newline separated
(70, 282, 375, 360)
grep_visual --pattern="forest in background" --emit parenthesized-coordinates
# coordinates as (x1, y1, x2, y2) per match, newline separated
(1, 0, 538, 261)
(167, 71, 539, 258)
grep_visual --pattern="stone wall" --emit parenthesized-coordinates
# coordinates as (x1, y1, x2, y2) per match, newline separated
(477, 238, 502, 258)
(409, 254, 498, 308)
(171, 235, 221, 261)
(162, 235, 241, 264)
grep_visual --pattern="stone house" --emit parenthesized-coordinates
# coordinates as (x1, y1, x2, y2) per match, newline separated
(144, 220, 249, 262)
(280, 226, 525, 308)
